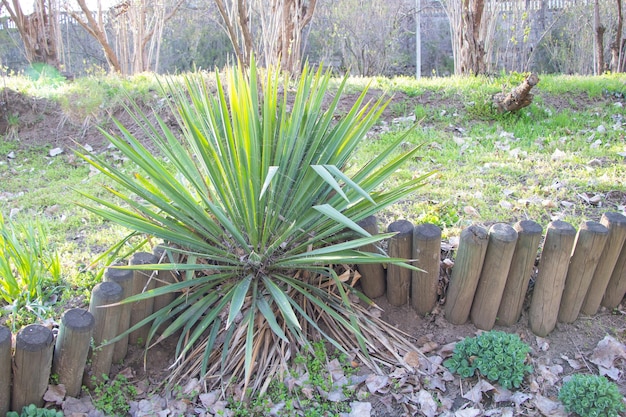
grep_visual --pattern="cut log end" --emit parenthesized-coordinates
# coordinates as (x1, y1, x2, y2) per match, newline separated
(493, 73, 540, 113)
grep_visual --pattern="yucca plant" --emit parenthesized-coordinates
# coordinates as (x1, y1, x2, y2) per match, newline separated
(79, 61, 432, 395)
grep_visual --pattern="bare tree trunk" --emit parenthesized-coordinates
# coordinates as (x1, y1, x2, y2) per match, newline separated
(595, 0, 606, 75)
(1, 0, 60, 68)
(444, 0, 490, 75)
(611, 0, 623, 72)
(459, 0, 486, 75)
(275, 0, 317, 74)
(67, 0, 122, 73)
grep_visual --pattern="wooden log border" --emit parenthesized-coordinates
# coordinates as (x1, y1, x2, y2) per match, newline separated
(4, 212, 626, 410)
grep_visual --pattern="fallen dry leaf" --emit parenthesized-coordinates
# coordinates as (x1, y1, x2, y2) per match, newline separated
(415, 389, 438, 417)
(560, 354, 583, 370)
(534, 394, 568, 417)
(511, 391, 532, 407)
(462, 379, 495, 402)
(455, 407, 482, 417)
(365, 374, 389, 393)
(590, 335, 626, 380)
(541, 199, 557, 209)
(463, 206, 480, 217)
(537, 364, 563, 385)
(551, 148, 566, 161)
(43, 384, 66, 405)
(421, 341, 439, 354)
(499, 200, 513, 210)
(349, 401, 372, 417)
(536, 336, 550, 351)
(493, 386, 512, 403)
(404, 350, 421, 368)
(199, 390, 219, 408)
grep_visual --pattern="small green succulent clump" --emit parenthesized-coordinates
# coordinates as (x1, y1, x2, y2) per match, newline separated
(444, 330, 532, 389)
(559, 374, 625, 417)
(6, 404, 63, 417)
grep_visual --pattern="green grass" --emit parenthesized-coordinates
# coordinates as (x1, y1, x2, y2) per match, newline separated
(1, 70, 625, 323)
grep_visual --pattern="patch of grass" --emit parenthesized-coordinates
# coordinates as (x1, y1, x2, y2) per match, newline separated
(347, 73, 626, 238)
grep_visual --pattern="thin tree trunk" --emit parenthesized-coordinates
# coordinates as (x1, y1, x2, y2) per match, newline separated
(595, 0, 606, 75)
(237, 0, 254, 65)
(611, 0, 623, 72)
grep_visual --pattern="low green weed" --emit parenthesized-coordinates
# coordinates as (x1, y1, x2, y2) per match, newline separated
(6, 404, 63, 417)
(229, 341, 354, 416)
(559, 374, 625, 417)
(88, 374, 137, 416)
(444, 330, 533, 389)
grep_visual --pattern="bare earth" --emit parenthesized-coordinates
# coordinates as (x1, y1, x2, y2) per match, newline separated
(1, 86, 625, 416)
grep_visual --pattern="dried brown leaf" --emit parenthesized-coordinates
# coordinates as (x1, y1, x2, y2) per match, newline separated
(534, 394, 568, 417)
(462, 379, 494, 402)
(415, 389, 438, 417)
(43, 384, 66, 405)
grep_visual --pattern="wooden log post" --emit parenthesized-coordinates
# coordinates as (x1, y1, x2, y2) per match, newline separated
(601, 242, 626, 309)
(12, 324, 54, 410)
(129, 252, 158, 346)
(386, 220, 414, 306)
(497, 220, 543, 326)
(471, 223, 518, 330)
(529, 220, 577, 337)
(581, 212, 626, 315)
(153, 245, 179, 315)
(104, 265, 134, 363)
(444, 225, 489, 325)
(558, 221, 609, 323)
(84, 281, 123, 389)
(0, 326, 11, 417)
(52, 308, 95, 398)
(411, 223, 442, 315)
(356, 216, 386, 298)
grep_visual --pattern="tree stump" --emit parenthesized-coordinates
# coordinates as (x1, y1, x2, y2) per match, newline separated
(0, 326, 11, 417)
(104, 265, 135, 362)
(444, 225, 489, 325)
(12, 324, 54, 410)
(529, 221, 576, 337)
(129, 252, 158, 346)
(411, 223, 442, 315)
(558, 221, 608, 323)
(601, 241, 626, 309)
(497, 220, 543, 326)
(493, 73, 540, 112)
(581, 212, 626, 315)
(356, 216, 386, 298)
(386, 220, 414, 306)
(85, 281, 123, 389)
(471, 223, 518, 330)
(52, 308, 95, 398)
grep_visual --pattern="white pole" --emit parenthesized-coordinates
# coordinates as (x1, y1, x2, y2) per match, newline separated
(416, 0, 422, 78)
